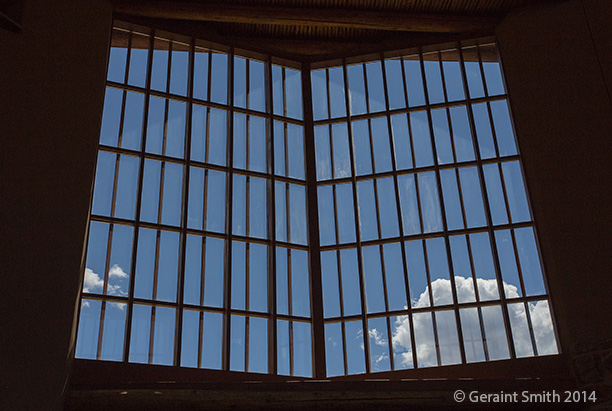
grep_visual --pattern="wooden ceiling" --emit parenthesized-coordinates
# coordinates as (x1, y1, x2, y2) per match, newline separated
(111, 0, 566, 61)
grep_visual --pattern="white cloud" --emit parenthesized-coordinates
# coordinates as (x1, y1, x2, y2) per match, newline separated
(82, 266, 128, 297)
(392, 276, 558, 368)
(83, 268, 104, 293)
(108, 264, 128, 279)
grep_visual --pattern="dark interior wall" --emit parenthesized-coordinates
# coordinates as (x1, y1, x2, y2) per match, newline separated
(496, 0, 612, 354)
(0, 1, 112, 409)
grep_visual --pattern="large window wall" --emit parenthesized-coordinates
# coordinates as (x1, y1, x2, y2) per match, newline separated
(312, 45, 557, 376)
(75, 23, 558, 379)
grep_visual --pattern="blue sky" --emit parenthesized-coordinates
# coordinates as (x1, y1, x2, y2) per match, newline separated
(76, 37, 556, 377)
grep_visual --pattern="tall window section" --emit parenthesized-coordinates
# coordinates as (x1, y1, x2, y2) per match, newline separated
(75, 23, 558, 379)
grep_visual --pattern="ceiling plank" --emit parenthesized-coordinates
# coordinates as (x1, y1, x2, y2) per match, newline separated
(112, 1, 499, 33)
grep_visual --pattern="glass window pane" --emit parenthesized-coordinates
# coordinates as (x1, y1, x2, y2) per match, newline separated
(204, 237, 224, 308)
(75, 300, 101, 359)
(317, 186, 335, 246)
(234, 57, 247, 109)
(321, 251, 341, 318)
(362, 246, 385, 314)
(202, 312, 223, 369)
(157, 230, 179, 302)
(249, 243, 267, 312)
(502, 161, 531, 223)
(249, 60, 266, 112)
(366, 61, 385, 113)
(391, 315, 413, 369)
(210, 52, 228, 104)
(529, 300, 558, 355)
(382, 243, 407, 311)
(410, 111, 434, 167)
(183, 235, 202, 306)
(277, 320, 290, 375)
(107, 38, 127, 83)
(397, 174, 420, 235)
(508, 303, 534, 358)
(331, 123, 351, 179)
(347, 64, 367, 115)
(134, 228, 156, 300)
(377, 177, 399, 239)
(480, 44, 505, 96)
(121, 91, 144, 151)
(170, 45, 189, 96)
(390, 114, 413, 170)
(459, 308, 485, 363)
(324, 322, 344, 377)
(403, 57, 425, 107)
(463, 46, 484, 99)
(276, 248, 289, 316)
(114, 155, 140, 220)
(413, 312, 437, 367)
(405, 240, 429, 308)
(128, 304, 151, 363)
(231, 241, 246, 310)
(150, 38, 169, 92)
(289, 184, 308, 245)
(472, 103, 496, 159)
(336, 183, 356, 244)
(107, 224, 133, 298)
(287, 124, 305, 180)
(92, 151, 116, 217)
(490, 100, 517, 157)
(293, 322, 312, 377)
(368, 317, 391, 372)
(423, 53, 444, 104)
(459, 167, 487, 228)
(166, 100, 186, 159)
(340, 249, 361, 316)
(441, 49, 465, 102)
(161, 162, 183, 226)
(315, 125, 332, 181)
(435, 310, 461, 365)
(331, 65, 348, 110)
(181, 309, 199, 367)
(481, 305, 510, 360)
(426, 237, 452, 306)
(440, 169, 464, 231)
(100, 88, 123, 147)
(352, 120, 372, 176)
(230, 315, 245, 371)
(417, 172, 443, 233)
(84, 221, 109, 295)
(385, 59, 406, 110)
(248, 317, 268, 373)
(449, 106, 475, 162)
(371, 117, 392, 173)
(311, 69, 328, 121)
(495, 230, 522, 297)
(291, 249, 311, 317)
(515, 227, 546, 296)
(193, 48, 209, 101)
(146, 96, 165, 155)
(357, 180, 378, 241)
(449, 236, 476, 303)
(469, 232, 499, 301)
(286, 68, 303, 120)
(209, 108, 227, 166)
(345, 320, 366, 374)
(152, 306, 175, 365)
(431, 109, 454, 165)
(483, 164, 509, 226)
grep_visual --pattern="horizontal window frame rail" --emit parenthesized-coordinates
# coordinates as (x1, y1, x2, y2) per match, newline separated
(318, 220, 535, 251)
(321, 293, 552, 324)
(105, 81, 305, 126)
(311, 94, 508, 126)
(97, 145, 308, 185)
(315, 155, 521, 186)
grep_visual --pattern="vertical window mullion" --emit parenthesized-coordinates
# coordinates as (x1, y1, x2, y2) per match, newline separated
(265, 57, 278, 375)
(123, 28, 155, 363)
(458, 42, 517, 360)
(431, 49, 468, 365)
(302, 61, 326, 378)
(222, 48, 235, 371)
(342, 59, 371, 374)
(174, 37, 195, 366)
(380, 55, 417, 370)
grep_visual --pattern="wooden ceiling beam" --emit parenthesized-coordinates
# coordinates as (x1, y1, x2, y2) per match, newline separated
(112, 1, 499, 33)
